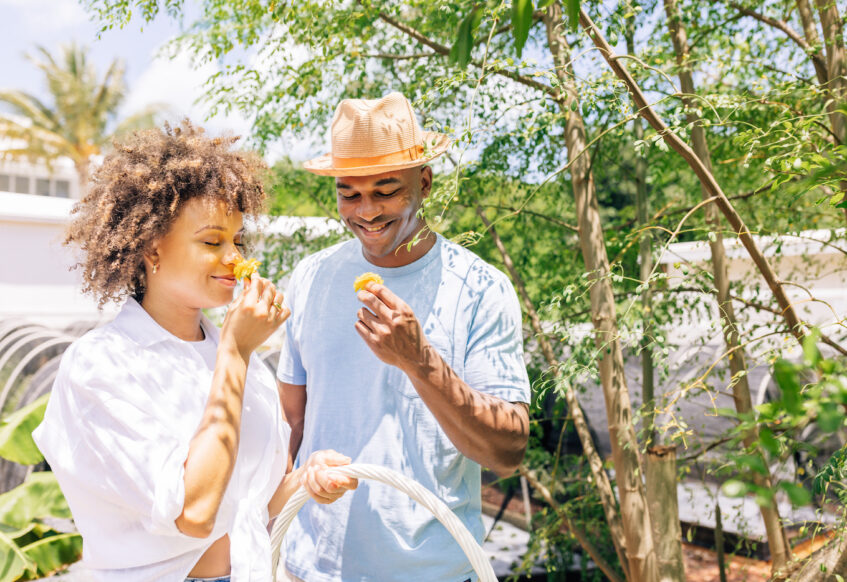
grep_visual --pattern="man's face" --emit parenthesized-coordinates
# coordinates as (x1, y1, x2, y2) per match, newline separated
(336, 166, 433, 268)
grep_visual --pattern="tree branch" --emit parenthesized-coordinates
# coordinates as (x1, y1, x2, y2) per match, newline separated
(728, 1, 829, 81)
(478, 203, 579, 231)
(577, 8, 837, 354)
(362, 52, 436, 60)
(376, 11, 556, 96)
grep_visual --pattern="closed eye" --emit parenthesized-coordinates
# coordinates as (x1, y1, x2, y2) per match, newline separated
(376, 188, 401, 197)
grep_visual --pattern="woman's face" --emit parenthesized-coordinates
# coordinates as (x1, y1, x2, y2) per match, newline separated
(145, 197, 245, 310)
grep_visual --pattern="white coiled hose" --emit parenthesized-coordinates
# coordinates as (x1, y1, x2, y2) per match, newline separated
(270, 463, 497, 582)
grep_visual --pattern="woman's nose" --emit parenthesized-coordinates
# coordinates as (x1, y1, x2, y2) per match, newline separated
(224, 244, 243, 265)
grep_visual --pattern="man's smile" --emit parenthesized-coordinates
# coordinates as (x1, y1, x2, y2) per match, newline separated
(356, 221, 394, 237)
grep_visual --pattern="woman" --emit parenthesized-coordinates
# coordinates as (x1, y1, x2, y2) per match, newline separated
(33, 121, 357, 582)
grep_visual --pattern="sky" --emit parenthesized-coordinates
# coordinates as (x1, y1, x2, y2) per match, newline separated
(0, 0, 315, 161)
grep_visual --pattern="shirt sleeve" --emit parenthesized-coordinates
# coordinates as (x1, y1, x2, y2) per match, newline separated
(277, 266, 307, 385)
(36, 340, 191, 539)
(463, 274, 531, 403)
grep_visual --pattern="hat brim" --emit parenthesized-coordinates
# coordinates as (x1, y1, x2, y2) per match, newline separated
(302, 132, 451, 177)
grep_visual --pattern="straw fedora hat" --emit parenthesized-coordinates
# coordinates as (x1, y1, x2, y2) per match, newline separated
(303, 92, 451, 177)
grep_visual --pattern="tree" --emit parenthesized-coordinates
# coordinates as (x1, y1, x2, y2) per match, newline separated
(82, 1, 847, 579)
(0, 43, 163, 187)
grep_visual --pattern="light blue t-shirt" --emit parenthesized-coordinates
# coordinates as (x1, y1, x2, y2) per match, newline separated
(277, 234, 530, 582)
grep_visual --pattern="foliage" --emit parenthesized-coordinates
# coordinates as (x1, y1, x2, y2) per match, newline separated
(0, 397, 47, 466)
(720, 330, 847, 512)
(84, 0, 847, 574)
(266, 157, 338, 219)
(0, 400, 80, 581)
(0, 43, 164, 177)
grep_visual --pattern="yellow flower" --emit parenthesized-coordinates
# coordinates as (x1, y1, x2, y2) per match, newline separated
(233, 258, 261, 280)
(353, 272, 383, 292)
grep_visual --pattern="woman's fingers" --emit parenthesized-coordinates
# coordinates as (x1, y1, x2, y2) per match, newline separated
(302, 450, 357, 504)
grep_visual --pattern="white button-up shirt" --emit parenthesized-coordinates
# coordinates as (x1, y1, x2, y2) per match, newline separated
(33, 298, 289, 581)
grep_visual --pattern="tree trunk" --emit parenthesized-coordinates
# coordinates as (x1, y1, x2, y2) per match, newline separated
(813, 0, 847, 223)
(576, 9, 847, 358)
(476, 208, 630, 580)
(795, 0, 830, 85)
(663, 0, 792, 572)
(715, 500, 727, 582)
(74, 158, 90, 199)
(816, 0, 847, 145)
(544, 4, 657, 581)
(645, 446, 686, 581)
(627, 16, 685, 581)
(625, 7, 656, 449)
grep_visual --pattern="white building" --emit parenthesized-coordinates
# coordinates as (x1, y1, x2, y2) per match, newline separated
(0, 157, 80, 200)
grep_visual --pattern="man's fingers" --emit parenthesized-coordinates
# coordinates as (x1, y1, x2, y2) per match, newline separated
(358, 307, 388, 335)
(368, 283, 401, 310)
(355, 318, 375, 337)
(356, 289, 392, 319)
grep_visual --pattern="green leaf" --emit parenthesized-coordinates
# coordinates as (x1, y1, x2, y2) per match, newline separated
(738, 453, 769, 476)
(802, 328, 821, 367)
(449, 5, 483, 69)
(758, 428, 780, 456)
(565, 0, 580, 32)
(779, 481, 812, 507)
(722, 479, 748, 497)
(773, 359, 802, 415)
(0, 473, 71, 530)
(0, 529, 35, 582)
(818, 402, 845, 433)
(0, 394, 48, 465)
(511, 0, 534, 58)
(21, 532, 82, 577)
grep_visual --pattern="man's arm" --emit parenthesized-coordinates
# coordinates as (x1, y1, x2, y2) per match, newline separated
(355, 285, 529, 477)
(279, 381, 306, 473)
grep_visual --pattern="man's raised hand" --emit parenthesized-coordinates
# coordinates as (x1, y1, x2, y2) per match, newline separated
(355, 283, 432, 373)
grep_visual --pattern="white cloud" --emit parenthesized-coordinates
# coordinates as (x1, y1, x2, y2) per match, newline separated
(121, 49, 252, 139)
(0, 0, 88, 33)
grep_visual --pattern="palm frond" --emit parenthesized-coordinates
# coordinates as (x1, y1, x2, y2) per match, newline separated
(0, 90, 59, 132)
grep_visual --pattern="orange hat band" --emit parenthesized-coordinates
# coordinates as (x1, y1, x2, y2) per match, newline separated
(332, 144, 424, 169)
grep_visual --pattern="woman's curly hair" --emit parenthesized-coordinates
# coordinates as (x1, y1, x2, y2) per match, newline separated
(66, 120, 267, 306)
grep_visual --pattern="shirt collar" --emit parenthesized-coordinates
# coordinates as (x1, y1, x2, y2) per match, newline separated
(113, 297, 220, 348)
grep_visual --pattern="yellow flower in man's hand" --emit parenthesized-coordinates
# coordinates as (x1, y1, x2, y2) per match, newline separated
(353, 272, 383, 292)
(234, 258, 261, 280)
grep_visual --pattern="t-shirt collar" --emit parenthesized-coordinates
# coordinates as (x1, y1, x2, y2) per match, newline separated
(113, 297, 220, 348)
(355, 232, 442, 277)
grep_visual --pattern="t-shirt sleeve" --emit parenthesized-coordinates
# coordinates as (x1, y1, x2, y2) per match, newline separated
(277, 266, 306, 385)
(277, 316, 306, 385)
(463, 274, 531, 403)
(35, 342, 191, 539)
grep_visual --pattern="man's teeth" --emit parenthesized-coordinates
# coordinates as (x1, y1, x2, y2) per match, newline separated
(364, 225, 385, 232)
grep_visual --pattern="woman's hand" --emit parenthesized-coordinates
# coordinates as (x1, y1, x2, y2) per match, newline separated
(221, 276, 289, 359)
(300, 450, 358, 504)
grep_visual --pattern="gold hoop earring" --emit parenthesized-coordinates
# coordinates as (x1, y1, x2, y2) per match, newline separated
(152, 263, 159, 274)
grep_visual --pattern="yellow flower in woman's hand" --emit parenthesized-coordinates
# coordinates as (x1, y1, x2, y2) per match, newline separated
(234, 258, 261, 280)
(353, 272, 383, 292)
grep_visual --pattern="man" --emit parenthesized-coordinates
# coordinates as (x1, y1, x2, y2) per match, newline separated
(277, 92, 530, 581)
